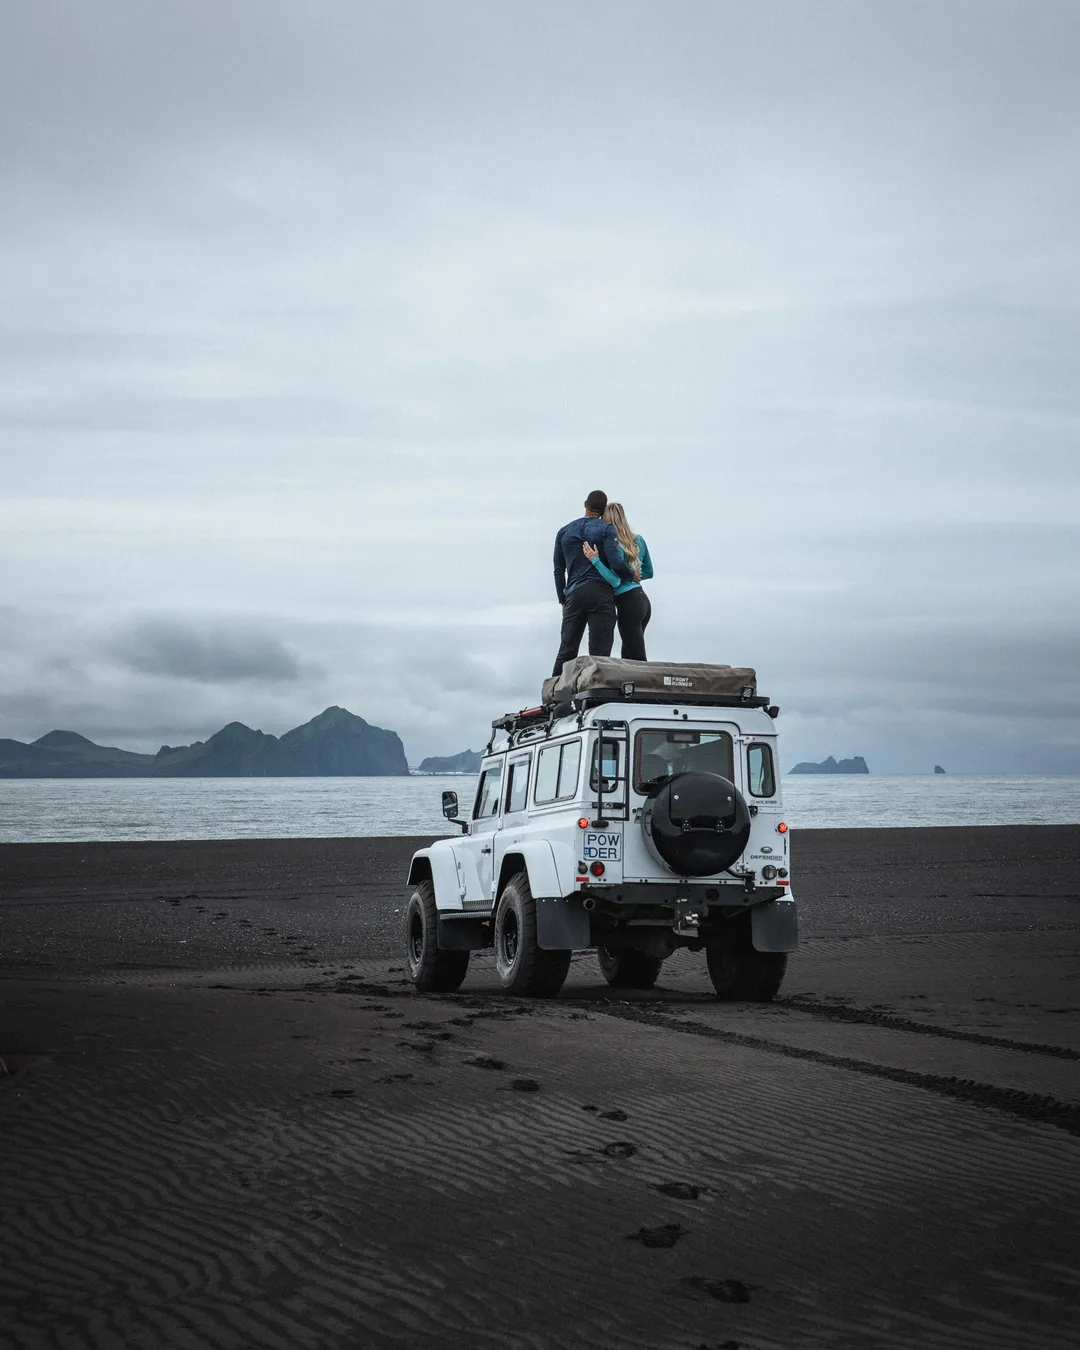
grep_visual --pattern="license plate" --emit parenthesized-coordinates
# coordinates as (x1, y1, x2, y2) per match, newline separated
(583, 830, 621, 862)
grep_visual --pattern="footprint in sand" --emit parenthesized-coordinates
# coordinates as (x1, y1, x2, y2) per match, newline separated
(581, 1105, 629, 1121)
(509, 1078, 540, 1092)
(654, 1181, 705, 1200)
(626, 1222, 686, 1249)
(466, 1055, 506, 1071)
(601, 1141, 637, 1159)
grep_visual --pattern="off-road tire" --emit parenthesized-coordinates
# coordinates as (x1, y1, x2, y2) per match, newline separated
(596, 946, 664, 990)
(493, 872, 572, 998)
(404, 881, 470, 993)
(705, 917, 787, 1001)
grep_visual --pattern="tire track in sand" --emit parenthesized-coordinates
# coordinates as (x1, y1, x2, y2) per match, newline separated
(776, 995, 1080, 1060)
(584, 1001, 1080, 1136)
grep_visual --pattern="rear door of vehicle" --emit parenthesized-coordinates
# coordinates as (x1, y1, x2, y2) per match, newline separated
(622, 719, 741, 881)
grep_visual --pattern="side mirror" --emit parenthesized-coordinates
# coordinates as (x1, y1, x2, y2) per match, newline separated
(441, 790, 459, 820)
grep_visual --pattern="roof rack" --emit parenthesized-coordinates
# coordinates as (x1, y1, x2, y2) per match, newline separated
(489, 688, 778, 748)
(568, 687, 773, 712)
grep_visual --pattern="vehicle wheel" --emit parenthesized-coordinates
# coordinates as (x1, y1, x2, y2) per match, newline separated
(404, 880, 470, 993)
(596, 946, 663, 990)
(705, 918, 787, 1001)
(493, 872, 572, 998)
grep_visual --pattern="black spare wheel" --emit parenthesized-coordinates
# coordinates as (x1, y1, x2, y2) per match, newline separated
(642, 772, 751, 876)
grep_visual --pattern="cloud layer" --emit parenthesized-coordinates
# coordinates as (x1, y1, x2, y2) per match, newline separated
(2, 2, 1078, 771)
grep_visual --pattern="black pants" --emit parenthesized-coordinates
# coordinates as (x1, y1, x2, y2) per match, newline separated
(552, 581, 617, 677)
(615, 587, 652, 661)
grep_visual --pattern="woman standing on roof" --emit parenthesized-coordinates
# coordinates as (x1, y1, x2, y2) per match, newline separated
(581, 501, 654, 661)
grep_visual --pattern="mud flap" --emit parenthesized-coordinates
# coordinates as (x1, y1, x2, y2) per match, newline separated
(535, 896, 591, 951)
(750, 898, 798, 952)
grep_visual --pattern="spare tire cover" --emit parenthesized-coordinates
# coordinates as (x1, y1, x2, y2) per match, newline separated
(642, 772, 751, 877)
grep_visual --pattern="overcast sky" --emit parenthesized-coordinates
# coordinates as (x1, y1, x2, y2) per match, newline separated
(2, 0, 1078, 772)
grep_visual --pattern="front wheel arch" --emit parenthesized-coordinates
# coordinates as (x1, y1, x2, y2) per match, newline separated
(406, 856, 433, 889)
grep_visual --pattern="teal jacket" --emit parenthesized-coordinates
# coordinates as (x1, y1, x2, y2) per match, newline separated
(590, 534, 653, 595)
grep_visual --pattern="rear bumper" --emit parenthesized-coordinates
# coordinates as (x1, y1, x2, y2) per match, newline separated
(580, 881, 788, 907)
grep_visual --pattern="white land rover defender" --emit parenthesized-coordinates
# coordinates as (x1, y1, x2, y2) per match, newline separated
(404, 657, 796, 1000)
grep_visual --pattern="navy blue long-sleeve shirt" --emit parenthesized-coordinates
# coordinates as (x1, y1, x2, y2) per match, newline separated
(553, 516, 634, 603)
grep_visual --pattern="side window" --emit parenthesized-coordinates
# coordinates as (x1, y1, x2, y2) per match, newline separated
(747, 743, 776, 798)
(535, 746, 561, 804)
(589, 737, 622, 792)
(557, 740, 581, 798)
(506, 757, 531, 813)
(534, 741, 582, 805)
(473, 762, 503, 819)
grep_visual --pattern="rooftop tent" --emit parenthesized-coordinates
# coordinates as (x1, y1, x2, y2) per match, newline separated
(541, 657, 757, 706)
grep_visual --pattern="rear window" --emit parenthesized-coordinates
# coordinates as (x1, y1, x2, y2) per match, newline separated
(634, 729, 733, 792)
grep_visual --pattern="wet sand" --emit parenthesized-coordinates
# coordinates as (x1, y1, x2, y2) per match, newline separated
(2, 826, 1079, 1348)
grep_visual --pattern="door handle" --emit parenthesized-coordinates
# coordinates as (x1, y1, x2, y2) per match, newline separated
(481, 846, 492, 854)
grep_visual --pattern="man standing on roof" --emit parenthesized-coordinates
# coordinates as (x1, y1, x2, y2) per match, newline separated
(551, 489, 635, 677)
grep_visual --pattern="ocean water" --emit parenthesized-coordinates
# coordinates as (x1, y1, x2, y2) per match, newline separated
(0, 774, 1078, 843)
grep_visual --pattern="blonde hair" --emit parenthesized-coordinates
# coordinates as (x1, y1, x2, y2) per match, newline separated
(604, 502, 641, 580)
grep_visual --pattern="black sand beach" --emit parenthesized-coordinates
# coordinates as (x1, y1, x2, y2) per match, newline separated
(2, 826, 1079, 1349)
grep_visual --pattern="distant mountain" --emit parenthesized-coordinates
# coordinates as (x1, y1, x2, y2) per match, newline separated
(789, 755, 870, 775)
(0, 707, 409, 778)
(934, 764, 946, 774)
(0, 730, 156, 778)
(417, 749, 483, 775)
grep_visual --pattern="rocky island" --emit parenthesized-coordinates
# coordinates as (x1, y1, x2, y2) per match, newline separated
(416, 749, 483, 775)
(789, 755, 870, 775)
(0, 707, 409, 778)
